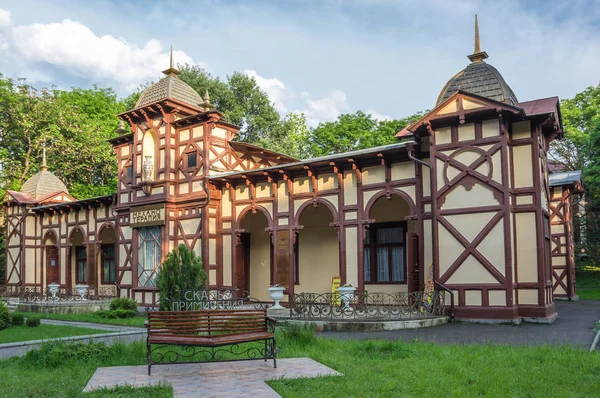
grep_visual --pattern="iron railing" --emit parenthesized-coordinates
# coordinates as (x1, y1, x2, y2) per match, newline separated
(0, 285, 117, 302)
(289, 291, 445, 321)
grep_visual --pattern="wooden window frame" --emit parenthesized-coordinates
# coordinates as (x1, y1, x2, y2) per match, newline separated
(364, 221, 407, 285)
(184, 150, 198, 170)
(101, 244, 116, 284)
(75, 246, 87, 284)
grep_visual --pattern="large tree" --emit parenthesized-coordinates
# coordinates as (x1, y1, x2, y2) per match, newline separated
(307, 110, 425, 157)
(550, 84, 600, 171)
(0, 75, 125, 200)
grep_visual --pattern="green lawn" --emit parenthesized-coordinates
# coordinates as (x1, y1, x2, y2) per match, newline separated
(0, 324, 106, 344)
(0, 333, 599, 397)
(576, 264, 600, 300)
(14, 312, 147, 327)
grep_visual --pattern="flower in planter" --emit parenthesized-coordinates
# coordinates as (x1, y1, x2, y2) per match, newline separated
(340, 283, 354, 288)
(269, 284, 283, 288)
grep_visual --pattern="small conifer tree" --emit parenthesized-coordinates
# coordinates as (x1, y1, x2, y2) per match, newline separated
(156, 244, 207, 311)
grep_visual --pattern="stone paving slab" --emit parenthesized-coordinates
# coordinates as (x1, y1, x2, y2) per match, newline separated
(84, 358, 342, 397)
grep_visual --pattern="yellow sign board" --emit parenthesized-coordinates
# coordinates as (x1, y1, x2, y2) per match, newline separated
(331, 276, 341, 305)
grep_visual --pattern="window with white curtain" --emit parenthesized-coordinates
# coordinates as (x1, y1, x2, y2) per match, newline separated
(364, 223, 406, 283)
(138, 226, 162, 287)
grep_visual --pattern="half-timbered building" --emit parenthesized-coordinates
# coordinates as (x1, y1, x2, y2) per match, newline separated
(3, 21, 582, 323)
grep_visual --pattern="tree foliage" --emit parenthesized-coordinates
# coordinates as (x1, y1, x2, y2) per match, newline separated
(0, 75, 125, 200)
(550, 84, 600, 171)
(155, 244, 207, 311)
(307, 110, 425, 157)
(553, 83, 600, 264)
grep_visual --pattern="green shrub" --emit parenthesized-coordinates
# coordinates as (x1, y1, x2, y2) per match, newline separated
(156, 244, 207, 311)
(109, 297, 138, 312)
(26, 316, 41, 327)
(95, 309, 136, 319)
(22, 341, 111, 368)
(279, 322, 317, 347)
(0, 299, 10, 330)
(10, 312, 25, 326)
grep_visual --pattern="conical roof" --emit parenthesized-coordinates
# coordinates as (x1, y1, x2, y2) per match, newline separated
(20, 147, 69, 200)
(436, 15, 518, 106)
(134, 47, 203, 109)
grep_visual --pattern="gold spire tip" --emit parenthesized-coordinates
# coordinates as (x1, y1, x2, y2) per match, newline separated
(41, 145, 48, 171)
(467, 14, 488, 63)
(162, 44, 180, 76)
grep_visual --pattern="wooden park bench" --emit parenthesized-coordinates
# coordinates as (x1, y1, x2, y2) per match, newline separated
(145, 309, 277, 375)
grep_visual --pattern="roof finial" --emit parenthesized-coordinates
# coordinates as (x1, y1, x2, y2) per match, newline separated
(162, 45, 180, 76)
(203, 89, 214, 109)
(467, 14, 488, 63)
(41, 144, 48, 172)
(474, 14, 481, 54)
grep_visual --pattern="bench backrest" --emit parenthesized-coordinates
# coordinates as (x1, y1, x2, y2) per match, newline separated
(147, 309, 268, 337)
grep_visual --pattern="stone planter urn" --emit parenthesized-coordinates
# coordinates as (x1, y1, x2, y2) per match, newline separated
(75, 284, 89, 300)
(268, 285, 285, 309)
(48, 283, 60, 301)
(337, 285, 356, 311)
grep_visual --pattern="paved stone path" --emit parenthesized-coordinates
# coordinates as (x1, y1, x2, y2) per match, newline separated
(320, 300, 600, 348)
(84, 358, 342, 397)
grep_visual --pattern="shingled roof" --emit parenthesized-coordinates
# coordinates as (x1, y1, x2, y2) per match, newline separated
(436, 61, 518, 106)
(134, 47, 204, 110)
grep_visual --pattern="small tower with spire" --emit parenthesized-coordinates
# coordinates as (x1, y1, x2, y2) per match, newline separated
(467, 15, 489, 63)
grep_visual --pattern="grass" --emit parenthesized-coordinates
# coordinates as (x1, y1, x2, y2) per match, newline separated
(0, 330, 598, 397)
(268, 336, 600, 397)
(14, 312, 147, 327)
(0, 324, 106, 344)
(576, 264, 600, 300)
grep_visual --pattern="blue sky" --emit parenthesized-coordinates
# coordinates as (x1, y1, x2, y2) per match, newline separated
(0, 0, 599, 126)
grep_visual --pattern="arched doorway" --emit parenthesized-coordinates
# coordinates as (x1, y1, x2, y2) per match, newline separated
(69, 229, 87, 288)
(365, 194, 417, 294)
(98, 224, 117, 287)
(295, 203, 339, 294)
(44, 231, 59, 287)
(238, 209, 272, 301)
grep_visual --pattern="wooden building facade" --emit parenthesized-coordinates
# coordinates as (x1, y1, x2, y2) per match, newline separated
(3, 26, 582, 323)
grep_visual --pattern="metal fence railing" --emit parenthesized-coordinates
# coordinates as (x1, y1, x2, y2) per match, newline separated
(0, 285, 117, 302)
(289, 291, 446, 321)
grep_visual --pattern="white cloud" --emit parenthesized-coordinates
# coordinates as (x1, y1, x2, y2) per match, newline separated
(244, 69, 293, 113)
(1, 11, 205, 91)
(0, 9, 10, 28)
(243, 69, 349, 126)
(367, 109, 392, 122)
(300, 90, 349, 127)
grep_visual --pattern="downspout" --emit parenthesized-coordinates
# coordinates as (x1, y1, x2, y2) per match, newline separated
(405, 141, 454, 320)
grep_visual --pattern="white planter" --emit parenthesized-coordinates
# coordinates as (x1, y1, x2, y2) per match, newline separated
(337, 286, 356, 311)
(75, 284, 89, 300)
(48, 283, 60, 301)
(268, 286, 285, 309)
